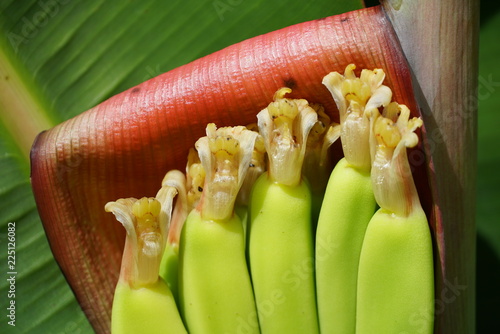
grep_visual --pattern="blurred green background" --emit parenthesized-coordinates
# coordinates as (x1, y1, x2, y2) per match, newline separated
(0, 0, 498, 333)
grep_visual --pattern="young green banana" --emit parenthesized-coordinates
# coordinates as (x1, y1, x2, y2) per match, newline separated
(248, 88, 319, 334)
(356, 103, 434, 333)
(315, 64, 392, 334)
(159, 150, 207, 303)
(178, 124, 260, 334)
(105, 188, 187, 334)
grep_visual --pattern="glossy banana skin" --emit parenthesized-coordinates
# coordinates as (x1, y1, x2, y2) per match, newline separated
(356, 207, 434, 334)
(315, 157, 376, 334)
(111, 279, 187, 334)
(248, 174, 319, 334)
(179, 209, 259, 334)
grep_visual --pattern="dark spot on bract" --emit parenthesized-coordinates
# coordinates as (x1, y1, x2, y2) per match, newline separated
(131, 87, 140, 94)
(341, 17, 349, 23)
(283, 78, 297, 89)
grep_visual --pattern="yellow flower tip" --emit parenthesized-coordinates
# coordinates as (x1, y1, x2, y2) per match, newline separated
(370, 102, 424, 217)
(324, 64, 391, 118)
(195, 123, 258, 220)
(268, 100, 300, 133)
(257, 88, 318, 186)
(134, 198, 162, 257)
(341, 64, 386, 108)
(374, 102, 423, 148)
(375, 117, 401, 149)
(323, 64, 392, 171)
(132, 198, 163, 260)
(206, 124, 248, 185)
(273, 86, 293, 100)
(343, 63, 357, 78)
(209, 134, 240, 159)
(361, 67, 386, 90)
(342, 79, 372, 106)
(105, 196, 169, 287)
(132, 197, 161, 223)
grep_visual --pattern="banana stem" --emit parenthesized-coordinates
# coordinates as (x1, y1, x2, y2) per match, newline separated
(382, 1, 479, 332)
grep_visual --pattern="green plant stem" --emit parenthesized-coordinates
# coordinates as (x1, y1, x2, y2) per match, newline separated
(0, 42, 54, 161)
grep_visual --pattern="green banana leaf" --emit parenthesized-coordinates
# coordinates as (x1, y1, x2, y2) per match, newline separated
(0, 1, 365, 332)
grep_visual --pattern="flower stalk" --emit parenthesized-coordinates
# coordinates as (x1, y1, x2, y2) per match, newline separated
(382, 1, 479, 332)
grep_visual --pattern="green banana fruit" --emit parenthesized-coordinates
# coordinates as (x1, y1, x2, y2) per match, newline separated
(315, 65, 391, 333)
(112, 279, 185, 334)
(178, 124, 260, 334)
(103, 67, 434, 334)
(180, 209, 260, 334)
(356, 102, 434, 333)
(248, 88, 319, 334)
(315, 157, 376, 334)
